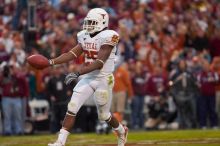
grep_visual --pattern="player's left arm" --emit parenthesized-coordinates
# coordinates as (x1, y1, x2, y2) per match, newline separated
(78, 44, 113, 75)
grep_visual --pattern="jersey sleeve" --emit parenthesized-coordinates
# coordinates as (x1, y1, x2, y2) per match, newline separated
(101, 30, 120, 47)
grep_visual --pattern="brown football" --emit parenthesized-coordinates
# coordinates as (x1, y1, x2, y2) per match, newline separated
(27, 54, 49, 69)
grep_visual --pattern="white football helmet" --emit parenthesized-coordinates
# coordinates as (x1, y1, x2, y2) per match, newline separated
(83, 8, 109, 34)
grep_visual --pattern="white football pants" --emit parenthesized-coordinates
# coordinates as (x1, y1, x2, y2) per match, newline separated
(67, 74, 114, 121)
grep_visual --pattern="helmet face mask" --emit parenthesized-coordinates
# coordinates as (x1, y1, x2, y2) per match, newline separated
(83, 19, 99, 34)
(83, 8, 109, 34)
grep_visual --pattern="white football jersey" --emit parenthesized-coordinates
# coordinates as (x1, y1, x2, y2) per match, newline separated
(77, 29, 119, 77)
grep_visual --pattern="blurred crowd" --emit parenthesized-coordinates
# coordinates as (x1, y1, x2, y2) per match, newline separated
(0, 0, 220, 135)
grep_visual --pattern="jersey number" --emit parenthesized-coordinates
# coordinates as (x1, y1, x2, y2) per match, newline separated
(84, 50, 98, 59)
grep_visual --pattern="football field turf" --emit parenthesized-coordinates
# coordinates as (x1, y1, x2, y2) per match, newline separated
(0, 129, 220, 146)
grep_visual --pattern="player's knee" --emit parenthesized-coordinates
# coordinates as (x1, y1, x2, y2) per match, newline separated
(67, 100, 78, 114)
(95, 90, 109, 106)
(98, 112, 111, 121)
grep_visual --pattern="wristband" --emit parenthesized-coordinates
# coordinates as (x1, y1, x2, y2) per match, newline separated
(49, 59, 55, 66)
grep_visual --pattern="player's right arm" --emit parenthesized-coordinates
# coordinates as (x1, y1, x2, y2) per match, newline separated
(49, 31, 86, 65)
(49, 44, 83, 65)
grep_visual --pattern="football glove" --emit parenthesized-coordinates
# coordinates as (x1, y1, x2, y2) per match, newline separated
(64, 72, 80, 85)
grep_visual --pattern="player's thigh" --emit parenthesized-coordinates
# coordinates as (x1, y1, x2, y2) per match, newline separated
(68, 78, 94, 114)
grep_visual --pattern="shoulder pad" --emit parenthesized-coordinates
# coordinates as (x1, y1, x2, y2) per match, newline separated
(100, 30, 119, 46)
(77, 30, 87, 38)
(77, 30, 87, 44)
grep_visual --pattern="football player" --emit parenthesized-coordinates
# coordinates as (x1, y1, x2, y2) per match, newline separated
(47, 8, 128, 146)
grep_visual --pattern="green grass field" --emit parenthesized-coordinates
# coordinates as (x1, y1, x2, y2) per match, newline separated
(0, 129, 220, 146)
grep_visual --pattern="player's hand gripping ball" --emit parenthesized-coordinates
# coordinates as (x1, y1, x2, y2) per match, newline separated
(27, 54, 50, 69)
